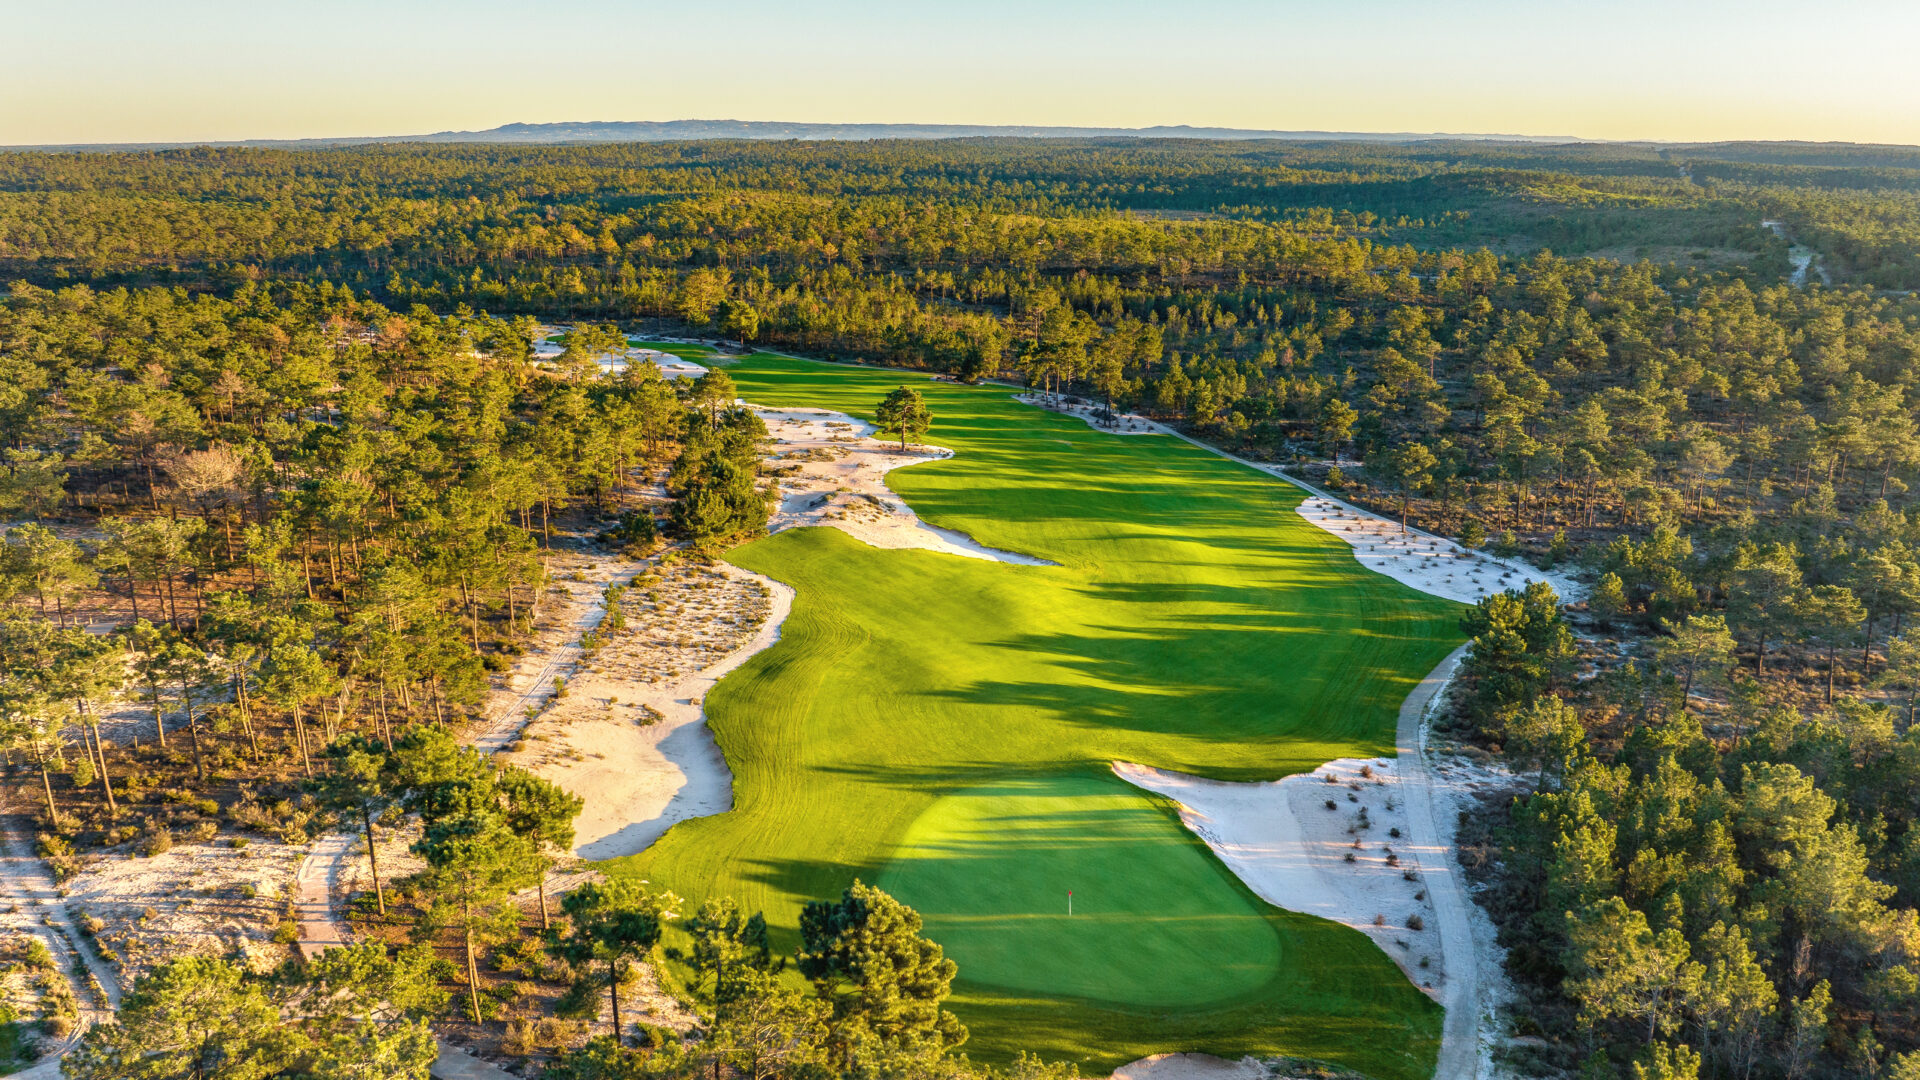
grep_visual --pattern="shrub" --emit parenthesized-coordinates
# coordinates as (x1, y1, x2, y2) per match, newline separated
(22, 940, 55, 972)
(272, 920, 300, 945)
(1406, 914, 1424, 931)
(137, 829, 174, 858)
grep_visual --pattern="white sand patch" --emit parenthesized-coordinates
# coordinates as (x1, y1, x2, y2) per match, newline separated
(59, 835, 302, 980)
(507, 562, 793, 860)
(1012, 393, 1160, 435)
(1115, 757, 1440, 988)
(1293, 495, 1577, 607)
(1111, 1054, 1266, 1080)
(1010, 392, 1581, 607)
(755, 406, 1052, 565)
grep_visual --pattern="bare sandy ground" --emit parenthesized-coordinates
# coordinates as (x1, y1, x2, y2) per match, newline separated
(1116, 755, 1442, 988)
(506, 561, 792, 859)
(60, 836, 300, 980)
(758, 405, 1052, 565)
(1293, 494, 1577, 606)
(1013, 393, 1160, 435)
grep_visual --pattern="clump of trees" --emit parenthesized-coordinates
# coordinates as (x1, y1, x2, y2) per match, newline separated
(64, 944, 446, 1079)
(1453, 586, 1920, 1078)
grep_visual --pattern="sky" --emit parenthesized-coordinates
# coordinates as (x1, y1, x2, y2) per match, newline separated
(5, 0, 1919, 146)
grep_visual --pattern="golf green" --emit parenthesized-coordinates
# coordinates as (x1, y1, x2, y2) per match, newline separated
(611, 355, 1462, 1079)
(876, 772, 1281, 1007)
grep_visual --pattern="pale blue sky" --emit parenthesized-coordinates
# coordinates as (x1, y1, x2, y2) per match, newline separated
(5, 0, 1917, 145)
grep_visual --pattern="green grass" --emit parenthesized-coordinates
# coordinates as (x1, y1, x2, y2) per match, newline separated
(877, 771, 1281, 1007)
(610, 355, 1462, 1079)
(628, 339, 717, 358)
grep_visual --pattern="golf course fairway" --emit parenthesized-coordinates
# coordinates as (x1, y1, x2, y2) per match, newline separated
(610, 355, 1464, 1079)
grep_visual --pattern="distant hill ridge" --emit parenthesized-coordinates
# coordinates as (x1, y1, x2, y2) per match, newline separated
(11, 119, 1588, 151)
(18, 121, 1920, 154)
(404, 119, 1584, 144)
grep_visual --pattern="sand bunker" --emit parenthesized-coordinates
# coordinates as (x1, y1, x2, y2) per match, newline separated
(508, 562, 792, 860)
(757, 406, 1052, 565)
(1013, 393, 1159, 435)
(1012, 391, 1579, 608)
(1293, 495, 1571, 606)
(1115, 757, 1442, 988)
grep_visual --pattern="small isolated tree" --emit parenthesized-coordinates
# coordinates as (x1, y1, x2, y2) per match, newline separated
(1316, 398, 1357, 460)
(497, 765, 584, 930)
(1591, 572, 1629, 627)
(798, 880, 965, 1067)
(690, 369, 738, 431)
(551, 879, 679, 1042)
(1382, 442, 1438, 534)
(1799, 584, 1866, 703)
(874, 388, 931, 451)
(717, 299, 760, 347)
(312, 734, 397, 916)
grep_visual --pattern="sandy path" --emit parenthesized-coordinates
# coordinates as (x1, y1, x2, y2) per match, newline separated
(0, 812, 120, 1073)
(1394, 645, 1483, 1080)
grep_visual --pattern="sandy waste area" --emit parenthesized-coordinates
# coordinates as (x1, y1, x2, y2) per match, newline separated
(1116, 757, 1443, 986)
(759, 406, 1052, 564)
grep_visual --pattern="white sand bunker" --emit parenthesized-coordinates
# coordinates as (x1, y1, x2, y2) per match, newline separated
(1292, 495, 1569, 606)
(1111, 1054, 1267, 1080)
(756, 406, 1052, 565)
(1114, 758, 1444, 992)
(1013, 393, 1159, 435)
(508, 563, 793, 860)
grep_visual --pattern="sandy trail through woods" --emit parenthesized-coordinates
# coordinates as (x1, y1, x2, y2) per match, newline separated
(1, 809, 120, 1072)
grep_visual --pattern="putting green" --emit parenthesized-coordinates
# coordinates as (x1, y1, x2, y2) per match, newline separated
(612, 355, 1462, 1079)
(876, 772, 1280, 1007)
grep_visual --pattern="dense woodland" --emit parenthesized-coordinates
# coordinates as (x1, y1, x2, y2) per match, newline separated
(4, 138, 1920, 1078)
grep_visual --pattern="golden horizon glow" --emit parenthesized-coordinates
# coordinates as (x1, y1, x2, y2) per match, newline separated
(5, 0, 1918, 148)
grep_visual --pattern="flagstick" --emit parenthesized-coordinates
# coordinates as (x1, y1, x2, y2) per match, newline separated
(1067, 890, 1072, 917)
